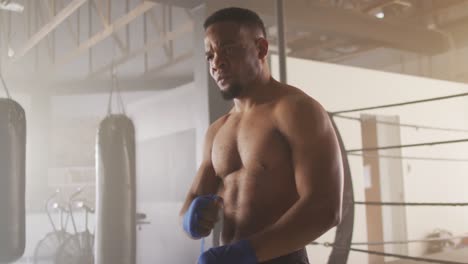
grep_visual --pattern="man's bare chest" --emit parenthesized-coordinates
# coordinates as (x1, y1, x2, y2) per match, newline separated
(211, 114, 289, 177)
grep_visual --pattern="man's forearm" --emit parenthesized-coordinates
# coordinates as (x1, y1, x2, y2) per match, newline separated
(248, 197, 340, 262)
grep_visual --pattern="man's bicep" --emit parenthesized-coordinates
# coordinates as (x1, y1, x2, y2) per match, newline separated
(194, 122, 223, 195)
(292, 126, 343, 202)
(190, 161, 219, 196)
(180, 124, 221, 215)
(180, 161, 219, 217)
(278, 99, 343, 200)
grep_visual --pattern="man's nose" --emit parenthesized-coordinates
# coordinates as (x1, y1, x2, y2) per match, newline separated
(211, 53, 226, 71)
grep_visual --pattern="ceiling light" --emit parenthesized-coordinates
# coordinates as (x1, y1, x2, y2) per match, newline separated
(375, 11, 385, 19)
(0, 1, 24, 13)
(7, 47, 14, 58)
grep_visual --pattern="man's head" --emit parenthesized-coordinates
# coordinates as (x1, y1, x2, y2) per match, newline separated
(204, 7, 267, 39)
(204, 7, 269, 100)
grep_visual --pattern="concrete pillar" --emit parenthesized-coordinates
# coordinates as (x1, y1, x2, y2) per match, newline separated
(361, 114, 408, 263)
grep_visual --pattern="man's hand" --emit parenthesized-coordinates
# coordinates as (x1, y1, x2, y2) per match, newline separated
(183, 194, 223, 239)
(198, 240, 258, 264)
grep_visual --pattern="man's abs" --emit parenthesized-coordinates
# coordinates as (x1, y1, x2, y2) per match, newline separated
(218, 165, 298, 244)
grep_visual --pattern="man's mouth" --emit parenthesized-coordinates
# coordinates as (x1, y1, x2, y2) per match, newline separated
(217, 75, 228, 81)
(217, 76, 230, 84)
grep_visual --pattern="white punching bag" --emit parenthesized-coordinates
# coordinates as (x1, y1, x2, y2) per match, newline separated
(95, 114, 136, 264)
(0, 98, 26, 262)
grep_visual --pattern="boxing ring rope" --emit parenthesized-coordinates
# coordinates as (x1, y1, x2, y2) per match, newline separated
(330, 92, 468, 115)
(325, 91, 468, 263)
(312, 236, 468, 264)
(348, 153, 468, 163)
(346, 138, 468, 153)
(354, 202, 468, 207)
(327, 115, 355, 264)
(340, 247, 467, 264)
(313, 234, 468, 247)
(333, 114, 468, 134)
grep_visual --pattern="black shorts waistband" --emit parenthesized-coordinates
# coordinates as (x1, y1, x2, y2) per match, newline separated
(260, 248, 310, 264)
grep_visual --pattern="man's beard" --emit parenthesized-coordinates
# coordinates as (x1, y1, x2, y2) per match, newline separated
(220, 82, 242, 100)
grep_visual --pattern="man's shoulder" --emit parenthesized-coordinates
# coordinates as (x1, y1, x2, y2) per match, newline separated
(273, 85, 332, 139)
(274, 85, 325, 117)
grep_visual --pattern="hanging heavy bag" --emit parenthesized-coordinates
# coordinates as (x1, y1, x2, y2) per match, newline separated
(95, 74, 136, 264)
(0, 96, 26, 262)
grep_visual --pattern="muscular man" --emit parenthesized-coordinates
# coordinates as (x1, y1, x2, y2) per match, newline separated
(180, 7, 343, 264)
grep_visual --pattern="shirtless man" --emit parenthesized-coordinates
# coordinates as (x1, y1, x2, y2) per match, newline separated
(180, 7, 343, 264)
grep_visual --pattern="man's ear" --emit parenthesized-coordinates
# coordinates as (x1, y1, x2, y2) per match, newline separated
(256, 37, 269, 60)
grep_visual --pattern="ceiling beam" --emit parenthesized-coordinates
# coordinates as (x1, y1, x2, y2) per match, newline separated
(55, 0, 80, 47)
(52, 76, 194, 94)
(90, 0, 127, 54)
(12, 0, 88, 60)
(325, 44, 380, 63)
(141, 51, 193, 78)
(89, 21, 193, 77)
(146, 0, 204, 9)
(8, 76, 193, 95)
(207, 0, 450, 55)
(360, 0, 396, 13)
(55, 1, 156, 67)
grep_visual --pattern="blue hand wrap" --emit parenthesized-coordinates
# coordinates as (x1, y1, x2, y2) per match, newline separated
(198, 239, 258, 264)
(183, 194, 219, 239)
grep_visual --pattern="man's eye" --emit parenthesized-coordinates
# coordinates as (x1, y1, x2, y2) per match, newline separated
(205, 55, 213, 61)
(224, 47, 234, 55)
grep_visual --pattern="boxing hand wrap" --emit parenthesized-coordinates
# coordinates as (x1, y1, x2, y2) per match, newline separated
(198, 239, 258, 264)
(183, 194, 220, 239)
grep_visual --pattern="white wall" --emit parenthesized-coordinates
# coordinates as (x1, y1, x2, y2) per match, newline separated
(271, 56, 468, 263)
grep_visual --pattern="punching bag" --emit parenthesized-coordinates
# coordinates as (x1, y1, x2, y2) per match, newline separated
(0, 98, 26, 262)
(95, 114, 136, 264)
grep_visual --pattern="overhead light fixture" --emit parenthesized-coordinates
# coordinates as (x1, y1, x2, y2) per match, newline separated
(367, 0, 411, 19)
(7, 47, 15, 58)
(0, 0, 24, 13)
(375, 11, 385, 19)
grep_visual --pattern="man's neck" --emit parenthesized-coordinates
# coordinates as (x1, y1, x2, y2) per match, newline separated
(233, 76, 278, 112)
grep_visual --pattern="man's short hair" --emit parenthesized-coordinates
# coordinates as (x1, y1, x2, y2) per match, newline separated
(204, 7, 267, 38)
